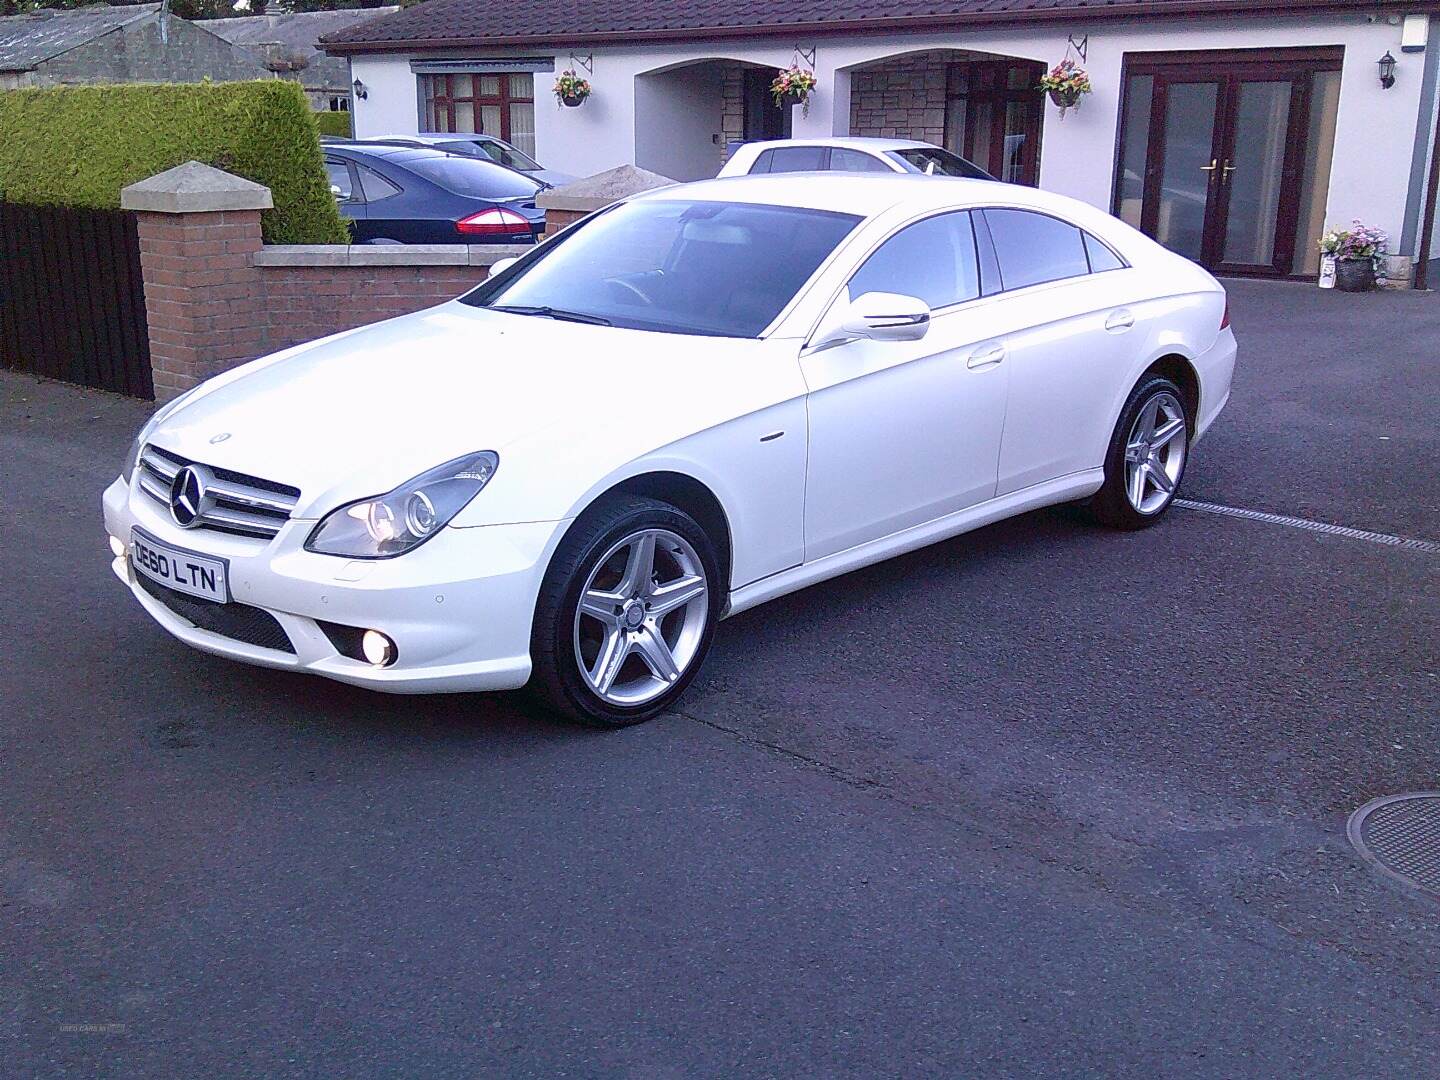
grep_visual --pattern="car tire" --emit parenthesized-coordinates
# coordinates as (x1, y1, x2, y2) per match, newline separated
(1085, 374, 1191, 530)
(528, 495, 720, 727)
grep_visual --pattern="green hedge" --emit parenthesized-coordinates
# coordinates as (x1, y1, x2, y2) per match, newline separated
(0, 80, 347, 244)
(314, 110, 353, 139)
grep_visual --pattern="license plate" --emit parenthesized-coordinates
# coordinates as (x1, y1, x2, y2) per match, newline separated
(130, 528, 229, 604)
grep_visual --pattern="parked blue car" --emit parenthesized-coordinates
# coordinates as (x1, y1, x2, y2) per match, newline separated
(357, 133, 576, 190)
(322, 143, 546, 245)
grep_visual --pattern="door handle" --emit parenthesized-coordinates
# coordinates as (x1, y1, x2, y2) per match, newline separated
(1104, 309, 1135, 333)
(966, 343, 1006, 370)
(1199, 158, 1218, 172)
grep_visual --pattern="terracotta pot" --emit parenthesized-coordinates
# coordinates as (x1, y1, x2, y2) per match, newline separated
(1334, 257, 1376, 293)
(560, 92, 587, 108)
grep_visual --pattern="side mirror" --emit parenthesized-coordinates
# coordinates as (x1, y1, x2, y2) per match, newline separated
(487, 256, 519, 277)
(330, 184, 344, 198)
(813, 291, 930, 349)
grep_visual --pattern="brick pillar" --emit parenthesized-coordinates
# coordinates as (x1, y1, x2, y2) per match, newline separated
(536, 164, 676, 238)
(121, 162, 272, 402)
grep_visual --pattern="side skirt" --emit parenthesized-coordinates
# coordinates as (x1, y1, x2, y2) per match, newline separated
(723, 470, 1105, 619)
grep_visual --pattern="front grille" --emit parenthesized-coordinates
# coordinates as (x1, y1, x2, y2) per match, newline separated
(135, 572, 295, 654)
(137, 445, 300, 539)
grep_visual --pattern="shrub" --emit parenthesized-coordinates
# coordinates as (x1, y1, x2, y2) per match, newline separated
(314, 110, 353, 139)
(0, 80, 347, 244)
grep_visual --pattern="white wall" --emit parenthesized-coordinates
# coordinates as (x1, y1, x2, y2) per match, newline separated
(634, 63, 724, 181)
(346, 13, 1423, 248)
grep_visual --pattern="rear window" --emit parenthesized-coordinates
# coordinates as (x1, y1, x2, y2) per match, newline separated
(982, 208, 1090, 289)
(830, 148, 893, 173)
(753, 146, 827, 174)
(887, 147, 992, 180)
(403, 156, 541, 199)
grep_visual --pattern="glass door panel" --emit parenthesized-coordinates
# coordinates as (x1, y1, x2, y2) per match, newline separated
(1114, 74, 1153, 229)
(1291, 69, 1341, 275)
(1220, 80, 1291, 267)
(1154, 82, 1218, 261)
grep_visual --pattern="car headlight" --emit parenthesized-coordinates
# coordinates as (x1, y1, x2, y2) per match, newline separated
(305, 451, 499, 559)
(122, 386, 203, 482)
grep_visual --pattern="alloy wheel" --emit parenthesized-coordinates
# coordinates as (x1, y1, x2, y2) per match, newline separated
(572, 528, 710, 707)
(1123, 391, 1187, 514)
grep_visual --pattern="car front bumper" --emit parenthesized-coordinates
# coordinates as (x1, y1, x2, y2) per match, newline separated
(102, 475, 564, 693)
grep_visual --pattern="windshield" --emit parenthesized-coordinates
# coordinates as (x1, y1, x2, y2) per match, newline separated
(887, 147, 993, 180)
(404, 156, 542, 199)
(463, 200, 862, 338)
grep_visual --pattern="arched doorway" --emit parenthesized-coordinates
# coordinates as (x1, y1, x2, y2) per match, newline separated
(845, 49, 1046, 185)
(634, 59, 788, 181)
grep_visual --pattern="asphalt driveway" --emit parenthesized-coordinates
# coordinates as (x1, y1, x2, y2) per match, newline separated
(2, 279, 1437, 1077)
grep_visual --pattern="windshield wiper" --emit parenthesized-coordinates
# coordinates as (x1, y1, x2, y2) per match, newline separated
(489, 304, 612, 326)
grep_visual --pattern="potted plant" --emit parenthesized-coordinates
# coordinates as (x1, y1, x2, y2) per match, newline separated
(1039, 59, 1092, 115)
(1319, 221, 1388, 292)
(553, 69, 591, 108)
(771, 65, 818, 116)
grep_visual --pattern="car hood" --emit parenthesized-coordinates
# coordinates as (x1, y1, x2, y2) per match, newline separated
(149, 302, 797, 521)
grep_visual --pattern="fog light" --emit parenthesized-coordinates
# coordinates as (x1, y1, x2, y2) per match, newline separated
(361, 629, 396, 667)
(109, 535, 126, 558)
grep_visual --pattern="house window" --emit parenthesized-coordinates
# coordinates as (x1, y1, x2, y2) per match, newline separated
(944, 60, 1044, 186)
(420, 73, 536, 156)
(329, 96, 349, 112)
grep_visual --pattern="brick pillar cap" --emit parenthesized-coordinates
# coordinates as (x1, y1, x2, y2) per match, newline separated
(120, 161, 273, 214)
(535, 164, 676, 212)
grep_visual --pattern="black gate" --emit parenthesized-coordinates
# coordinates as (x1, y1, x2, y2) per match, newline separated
(0, 202, 153, 399)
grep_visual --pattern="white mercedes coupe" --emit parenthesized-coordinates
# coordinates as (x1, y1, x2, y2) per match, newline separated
(103, 174, 1235, 726)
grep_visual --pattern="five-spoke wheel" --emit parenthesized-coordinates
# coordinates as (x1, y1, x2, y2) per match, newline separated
(573, 528, 709, 707)
(1088, 373, 1191, 529)
(529, 496, 719, 726)
(1123, 390, 1187, 515)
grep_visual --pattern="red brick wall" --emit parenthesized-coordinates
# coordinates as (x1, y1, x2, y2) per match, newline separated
(134, 206, 500, 401)
(257, 265, 488, 355)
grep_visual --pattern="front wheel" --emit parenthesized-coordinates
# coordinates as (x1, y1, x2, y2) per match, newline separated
(528, 496, 719, 727)
(1086, 375, 1190, 529)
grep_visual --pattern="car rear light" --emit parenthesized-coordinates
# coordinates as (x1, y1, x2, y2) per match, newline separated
(455, 207, 530, 236)
(1219, 295, 1230, 330)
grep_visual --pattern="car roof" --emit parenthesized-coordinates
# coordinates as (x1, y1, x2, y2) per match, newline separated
(370, 133, 501, 145)
(324, 142, 537, 178)
(740, 137, 935, 153)
(635, 172, 1028, 216)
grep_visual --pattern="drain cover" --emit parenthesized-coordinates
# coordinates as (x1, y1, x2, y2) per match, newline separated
(1347, 793, 1440, 898)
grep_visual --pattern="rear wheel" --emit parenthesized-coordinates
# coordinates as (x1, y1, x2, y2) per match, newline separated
(528, 496, 719, 727)
(1086, 375, 1189, 529)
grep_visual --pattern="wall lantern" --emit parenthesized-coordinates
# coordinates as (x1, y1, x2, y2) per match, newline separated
(1378, 52, 1397, 89)
(352, 78, 369, 101)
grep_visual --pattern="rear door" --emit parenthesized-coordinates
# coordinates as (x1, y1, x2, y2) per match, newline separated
(976, 208, 1148, 493)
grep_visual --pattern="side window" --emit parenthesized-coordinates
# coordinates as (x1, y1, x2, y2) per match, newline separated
(1083, 231, 1126, 272)
(749, 149, 774, 174)
(325, 160, 355, 202)
(981, 208, 1091, 290)
(830, 148, 893, 173)
(357, 166, 401, 203)
(765, 146, 828, 173)
(847, 211, 981, 311)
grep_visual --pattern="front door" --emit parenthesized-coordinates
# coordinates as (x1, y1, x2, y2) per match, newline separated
(800, 211, 1008, 560)
(1117, 50, 1342, 276)
(743, 68, 791, 142)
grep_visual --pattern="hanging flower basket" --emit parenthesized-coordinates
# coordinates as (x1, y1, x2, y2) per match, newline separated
(553, 69, 591, 108)
(1039, 59, 1091, 116)
(771, 65, 817, 116)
